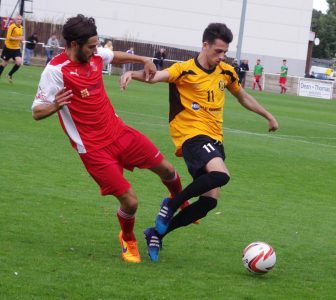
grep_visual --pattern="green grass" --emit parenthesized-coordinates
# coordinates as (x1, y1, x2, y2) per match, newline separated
(1, 66, 336, 299)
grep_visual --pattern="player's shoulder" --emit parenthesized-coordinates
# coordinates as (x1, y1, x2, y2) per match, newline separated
(7, 23, 16, 30)
(218, 61, 236, 73)
(218, 62, 240, 84)
(49, 51, 69, 66)
(43, 52, 70, 78)
(96, 47, 113, 64)
(172, 57, 194, 67)
(170, 58, 197, 73)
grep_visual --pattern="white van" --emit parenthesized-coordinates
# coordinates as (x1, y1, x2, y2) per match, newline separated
(310, 66, 335, 80)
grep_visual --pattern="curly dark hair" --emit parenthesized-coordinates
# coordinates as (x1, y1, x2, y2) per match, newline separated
(62, 14, 97, 47)
(202, 23, 233, 45)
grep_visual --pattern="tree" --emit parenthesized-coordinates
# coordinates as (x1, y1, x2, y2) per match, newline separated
(327, 0, 336, 14)
(312, 0, 336, 59)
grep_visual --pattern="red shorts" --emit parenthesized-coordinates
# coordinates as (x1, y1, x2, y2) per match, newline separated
(279, 77, 287, 84)
(254, 75, 261, 82)
(79, 126, 164, 196)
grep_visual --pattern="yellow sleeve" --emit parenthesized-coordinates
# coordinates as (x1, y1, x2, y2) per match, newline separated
(225, 64, 241, 94)
(6, 24, 15, 39)
(166, 62, 185, 83)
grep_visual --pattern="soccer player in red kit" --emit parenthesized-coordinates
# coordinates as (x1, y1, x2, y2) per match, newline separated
(31, 14, 183, 263)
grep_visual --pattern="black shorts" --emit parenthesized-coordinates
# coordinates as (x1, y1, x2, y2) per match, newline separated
(182, 135, 225, 179)
(1, 46, 22, 61)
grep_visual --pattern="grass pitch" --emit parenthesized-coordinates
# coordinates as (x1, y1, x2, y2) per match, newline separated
(0, 66, 335, 299)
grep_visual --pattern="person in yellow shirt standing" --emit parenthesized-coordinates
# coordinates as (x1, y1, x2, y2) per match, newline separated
(0, 15, 24, 83)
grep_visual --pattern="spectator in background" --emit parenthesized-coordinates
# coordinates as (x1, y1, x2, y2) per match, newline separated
(325, 67, 333, 78)
(232, 58, 240, 77)
(45, 33, 60, 64)
(238, 59, 249, 88)
(154, 48, 166, 70)
(123, 47, 135, 73)
(104, 40, 113, 52)
(24, 33, 39, 65)
(252, 59, 263, 91)
(103, 40, 114, 73)
(126, 47, 134, 56)
(0, 15, 24, 83)
(279, 59, 288, 94)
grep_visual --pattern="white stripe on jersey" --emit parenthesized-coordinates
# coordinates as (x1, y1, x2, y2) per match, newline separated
(59, 106, 86, 153)
(32, 59, 86, 153)
(97, 47, 114, 65)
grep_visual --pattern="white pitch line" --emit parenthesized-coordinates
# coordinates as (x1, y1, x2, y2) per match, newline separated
(127, 120, 336, 149)
(283, 116, 336, 128)
(225, 127, 336, 149)
(274, 134, 336, 140)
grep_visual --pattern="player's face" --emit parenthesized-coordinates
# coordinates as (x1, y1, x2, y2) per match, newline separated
(204, 39, 229, 68)
(76, 36, 99, 63)
(15, 16, 23, 25)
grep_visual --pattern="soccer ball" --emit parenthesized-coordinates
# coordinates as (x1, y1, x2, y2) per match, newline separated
(242, 241, 276, 274)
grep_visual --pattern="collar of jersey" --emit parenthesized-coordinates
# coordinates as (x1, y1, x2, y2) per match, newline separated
(194, 56, 216, 75)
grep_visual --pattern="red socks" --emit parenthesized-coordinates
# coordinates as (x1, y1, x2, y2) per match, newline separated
(117, 209, 135, 241)
(161, 171, 182, 198)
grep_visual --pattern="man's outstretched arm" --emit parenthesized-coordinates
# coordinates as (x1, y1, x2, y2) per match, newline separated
(113, 51, 157, 82)
(120, 70, 169, 91)
(232, 88, 279, 132)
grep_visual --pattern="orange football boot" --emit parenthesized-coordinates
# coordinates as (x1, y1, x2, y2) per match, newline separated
(118, 231, 141, 263)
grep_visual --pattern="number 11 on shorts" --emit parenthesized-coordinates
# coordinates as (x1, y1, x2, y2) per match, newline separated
(203, 143, 215, 153)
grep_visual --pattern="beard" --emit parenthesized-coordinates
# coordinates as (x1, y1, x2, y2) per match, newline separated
(76, 47, 91, 63)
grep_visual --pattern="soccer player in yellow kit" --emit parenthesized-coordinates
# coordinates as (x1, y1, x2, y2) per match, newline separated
(121, 23, 279, 262)
(0, 15, 24, 82)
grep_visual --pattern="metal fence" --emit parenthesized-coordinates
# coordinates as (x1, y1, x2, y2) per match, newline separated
(0, 19, 200, 69)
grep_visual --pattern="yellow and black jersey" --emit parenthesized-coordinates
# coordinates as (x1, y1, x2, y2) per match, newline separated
(166, 57, 241, 156)
(5, 23, 23, 49)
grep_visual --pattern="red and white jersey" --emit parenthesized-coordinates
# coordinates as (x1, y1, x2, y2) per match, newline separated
(32, 47, 126, 153)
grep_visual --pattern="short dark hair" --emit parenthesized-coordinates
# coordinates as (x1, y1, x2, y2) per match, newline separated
(62, 14, 97, 47)
(202, 23, 233, 44)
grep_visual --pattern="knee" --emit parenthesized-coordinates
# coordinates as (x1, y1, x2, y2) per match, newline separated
(123, 199, 138, 215)
(162, 166, 176, 181)
(209, 171, 230, 187)
(117, 190, 138, 214)
(153, 159, 176, 181)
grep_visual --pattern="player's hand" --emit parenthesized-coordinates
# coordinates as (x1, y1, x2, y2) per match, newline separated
(53, 88, 72, 110)
(120, 72, 132, 91)
(143, 60, 157, 81)
(268, 116, 279, 132)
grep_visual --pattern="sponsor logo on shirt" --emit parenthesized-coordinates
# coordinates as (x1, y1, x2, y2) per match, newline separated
(191, 102, 200, 110)
(90, 62, 97, 72)
(69, 70, 79, 76)
(191, 101, 222, 114)
(80, 88, 90, 98)
(219, 80, 225, 91)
